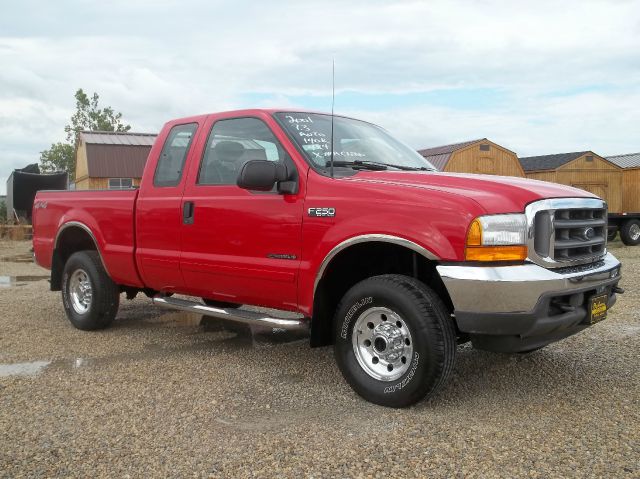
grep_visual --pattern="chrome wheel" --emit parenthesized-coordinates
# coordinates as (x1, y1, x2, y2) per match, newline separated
(630, 223, 640, 241)
(69, 269, 93, 315)
(352, 306, 414, 382)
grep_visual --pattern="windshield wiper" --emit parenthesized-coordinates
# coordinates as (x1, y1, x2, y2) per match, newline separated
(327, 160, 433, 171)
(385, 164, 433, 171)
(327, 160, 388, 170)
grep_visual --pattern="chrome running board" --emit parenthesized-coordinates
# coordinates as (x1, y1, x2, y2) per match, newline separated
(152, 295, 309, 331)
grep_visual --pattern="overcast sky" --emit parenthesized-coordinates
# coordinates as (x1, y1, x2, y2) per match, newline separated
(1, 0, 639, 194)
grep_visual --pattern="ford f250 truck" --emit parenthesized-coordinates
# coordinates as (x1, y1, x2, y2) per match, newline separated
(33, 109, 623, 407)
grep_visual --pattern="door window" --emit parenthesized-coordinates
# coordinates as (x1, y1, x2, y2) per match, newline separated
(153, 123, 198, 187)
(198, 118, 290, 185)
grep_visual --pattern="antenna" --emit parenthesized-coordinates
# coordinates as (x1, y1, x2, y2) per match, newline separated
(330, 58, 335, 178)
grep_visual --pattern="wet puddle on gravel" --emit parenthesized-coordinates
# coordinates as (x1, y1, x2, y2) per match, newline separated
(0, 275, 49, 288)
(0, 361, 52, 377)
(0, 313, 308, 378)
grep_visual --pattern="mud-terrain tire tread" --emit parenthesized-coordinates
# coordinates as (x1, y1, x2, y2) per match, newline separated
(334, 274, 457, 408)
(62, 250, 119, 330)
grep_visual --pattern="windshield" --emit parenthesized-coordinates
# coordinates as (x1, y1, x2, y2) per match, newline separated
(274, 112, 436, 172)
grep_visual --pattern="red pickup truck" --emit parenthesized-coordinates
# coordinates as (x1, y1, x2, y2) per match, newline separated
(33, 109, 622, 407)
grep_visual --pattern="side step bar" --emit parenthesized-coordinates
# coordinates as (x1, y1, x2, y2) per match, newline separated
(152, 295, 309, 331)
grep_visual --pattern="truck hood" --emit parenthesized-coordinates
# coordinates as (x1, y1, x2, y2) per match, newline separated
(345, 171, 596, 214)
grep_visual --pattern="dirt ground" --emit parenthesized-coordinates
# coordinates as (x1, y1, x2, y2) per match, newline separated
(0, 240, 638, 478)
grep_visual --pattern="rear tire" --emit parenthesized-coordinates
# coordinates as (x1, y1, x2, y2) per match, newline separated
(62, 251, 119, 330)
(334, 274, 457, 408)
(607, 228, 617, 242)
(620, 219, 640, 246)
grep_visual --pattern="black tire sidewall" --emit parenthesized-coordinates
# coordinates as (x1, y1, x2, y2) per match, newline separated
(62, 252, 114, 330)
(620, 220, 640, 246)
(334, 278, 443, 407)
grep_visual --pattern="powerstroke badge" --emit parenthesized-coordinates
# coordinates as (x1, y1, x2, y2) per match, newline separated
(308, 207, 335, 217)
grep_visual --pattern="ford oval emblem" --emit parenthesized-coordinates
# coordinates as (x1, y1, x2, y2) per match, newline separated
(582, 227, 596, 240)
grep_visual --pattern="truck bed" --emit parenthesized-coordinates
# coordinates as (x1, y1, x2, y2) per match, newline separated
(33, 189, 142, 287)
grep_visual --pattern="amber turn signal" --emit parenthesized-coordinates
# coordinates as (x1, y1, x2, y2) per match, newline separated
(466, 219, 482, 246)
(465, 245, 528, 261)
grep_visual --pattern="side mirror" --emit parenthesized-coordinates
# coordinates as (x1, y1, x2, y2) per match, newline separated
(237, 160, 289, 192)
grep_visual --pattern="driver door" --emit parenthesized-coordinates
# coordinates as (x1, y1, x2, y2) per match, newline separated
(179, 114, 304, 310)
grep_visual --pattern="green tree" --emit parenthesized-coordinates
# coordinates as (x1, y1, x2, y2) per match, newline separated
(39, 89, 131, 179)
(39, 142, 75, 175)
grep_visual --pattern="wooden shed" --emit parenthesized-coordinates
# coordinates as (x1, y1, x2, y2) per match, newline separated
(519, 151, 623, 213)
(75, 131, 157, 189)
(418, 138, 524, 177)
(606, 152, 640, 214)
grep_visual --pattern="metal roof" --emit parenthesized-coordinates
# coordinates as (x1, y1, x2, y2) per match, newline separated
(606, 152, 640, 169)
(85, 144, 152, 178)
(421, 153, 452, 171)
(518, 151, 590, 172)
(417, 139, 485, 157)
(417, 139, 485, 170)
(80, 130, 157, 146)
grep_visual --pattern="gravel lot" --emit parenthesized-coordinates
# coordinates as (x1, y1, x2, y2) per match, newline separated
(0, 240, 638, 478)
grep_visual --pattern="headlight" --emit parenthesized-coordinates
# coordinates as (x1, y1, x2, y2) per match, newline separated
(465, 214, 528, 261)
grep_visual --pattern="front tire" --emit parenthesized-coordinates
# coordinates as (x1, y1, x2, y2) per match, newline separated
(334, 274, 457, 408)
(62, 251, 119, 330)
(620, 219, 640, 246)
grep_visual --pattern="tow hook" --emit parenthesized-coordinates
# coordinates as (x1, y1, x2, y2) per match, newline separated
(613, 286, 625, 294)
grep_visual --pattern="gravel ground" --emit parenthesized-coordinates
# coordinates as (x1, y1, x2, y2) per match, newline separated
(0, 240, 638, 478)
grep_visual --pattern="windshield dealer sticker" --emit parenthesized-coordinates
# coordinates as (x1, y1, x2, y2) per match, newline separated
(308, 207, 335, 217)
(283, 113, 366, 164)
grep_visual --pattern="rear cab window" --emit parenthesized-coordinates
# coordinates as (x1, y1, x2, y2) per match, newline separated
(153, 123, 198, 187)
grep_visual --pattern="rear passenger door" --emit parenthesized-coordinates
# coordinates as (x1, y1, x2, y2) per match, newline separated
(136, 122, 200, 291)
(179, 114, 304, 310)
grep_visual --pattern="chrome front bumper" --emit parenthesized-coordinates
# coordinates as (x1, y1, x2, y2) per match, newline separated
(437, 252, 621, 314)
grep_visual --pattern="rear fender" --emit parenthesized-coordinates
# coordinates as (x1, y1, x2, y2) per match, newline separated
(50, 220, 108, 291)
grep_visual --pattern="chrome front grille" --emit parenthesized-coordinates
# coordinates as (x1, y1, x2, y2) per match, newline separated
(552, 208, 606, 260)
(525, 198, 608, 268)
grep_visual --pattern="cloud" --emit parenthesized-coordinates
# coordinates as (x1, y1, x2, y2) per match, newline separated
(346, 87, 640, 156)
(1, 0, 639, 194)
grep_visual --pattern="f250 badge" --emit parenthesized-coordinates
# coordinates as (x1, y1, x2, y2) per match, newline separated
(308, 207, 335, 217)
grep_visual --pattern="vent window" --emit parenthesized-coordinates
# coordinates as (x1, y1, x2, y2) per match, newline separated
(586, 155, 594, 162)
(479, 144, 490, 151)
